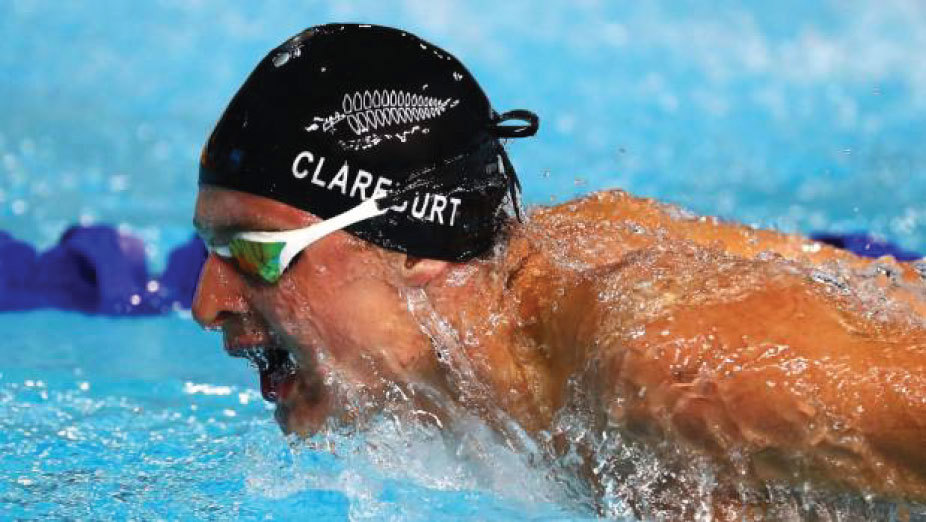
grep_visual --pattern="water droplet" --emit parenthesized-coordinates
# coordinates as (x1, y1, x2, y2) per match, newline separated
(810, 269, 850, 294)
(272, 51, 291, 67)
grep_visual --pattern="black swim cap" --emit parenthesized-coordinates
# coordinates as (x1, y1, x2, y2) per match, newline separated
(200, 23, 539, 261)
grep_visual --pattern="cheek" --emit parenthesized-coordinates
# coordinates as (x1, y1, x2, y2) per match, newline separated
(252, 247, 389, 347)
(246, 282, 316, 345)
(326, 280, 399, 330)
(319, 273, 401, 348)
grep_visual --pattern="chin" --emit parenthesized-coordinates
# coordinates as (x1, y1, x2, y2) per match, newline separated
(273, 371, 331, 436)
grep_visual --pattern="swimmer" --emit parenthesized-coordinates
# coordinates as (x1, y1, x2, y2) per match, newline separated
(192, 24, 926, 518)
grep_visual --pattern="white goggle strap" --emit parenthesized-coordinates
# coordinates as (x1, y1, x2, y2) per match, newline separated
(236, 197, 389, 269)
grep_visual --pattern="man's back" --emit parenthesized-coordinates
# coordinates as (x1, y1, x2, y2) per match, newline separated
(499, 190, 926, 513)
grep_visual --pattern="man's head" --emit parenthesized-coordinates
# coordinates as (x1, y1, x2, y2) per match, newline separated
(193, 186, 454, 434)
(193, 24, 537, 434)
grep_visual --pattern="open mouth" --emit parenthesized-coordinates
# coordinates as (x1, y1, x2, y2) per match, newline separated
(222, 329, 331, 434)
(237, 346, 299, 403)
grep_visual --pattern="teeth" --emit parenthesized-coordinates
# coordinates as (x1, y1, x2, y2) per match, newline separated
(241, 347, 270, 372)
(239, 346, 298, 373)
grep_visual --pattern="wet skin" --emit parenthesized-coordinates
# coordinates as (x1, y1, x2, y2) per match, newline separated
(193, 186, 926, 512)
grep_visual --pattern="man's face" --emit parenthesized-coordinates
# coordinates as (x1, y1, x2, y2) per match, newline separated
(192, 186, 433, 434)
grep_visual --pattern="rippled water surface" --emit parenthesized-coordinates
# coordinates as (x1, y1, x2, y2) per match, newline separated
(0, 312, 582, 519)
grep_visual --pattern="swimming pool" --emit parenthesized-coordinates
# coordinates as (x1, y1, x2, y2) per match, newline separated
(3, 1, 925, 519)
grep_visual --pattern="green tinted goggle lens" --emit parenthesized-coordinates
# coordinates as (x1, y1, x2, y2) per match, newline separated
(228, 238, 286, 283)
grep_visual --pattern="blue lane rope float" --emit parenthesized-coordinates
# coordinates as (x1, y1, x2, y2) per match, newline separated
(0, 226, 919, 316)
(0, 226, 205, 315)
(809, 231, 923, 262)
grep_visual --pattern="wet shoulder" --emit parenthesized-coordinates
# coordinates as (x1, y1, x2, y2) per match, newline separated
(523, 189, 674, 269)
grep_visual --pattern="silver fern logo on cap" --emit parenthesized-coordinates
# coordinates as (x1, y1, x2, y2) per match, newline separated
(342, 90, 457, 136)
(306, 89, 459, 137)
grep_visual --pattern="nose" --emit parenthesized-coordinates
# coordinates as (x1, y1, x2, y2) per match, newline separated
(192, 255, 250, 328)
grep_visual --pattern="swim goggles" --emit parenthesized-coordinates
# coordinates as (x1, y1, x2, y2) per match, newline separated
(208, 197, 389, 283)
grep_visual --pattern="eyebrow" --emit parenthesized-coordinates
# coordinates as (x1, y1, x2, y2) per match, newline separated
(193, 218, 297, 243)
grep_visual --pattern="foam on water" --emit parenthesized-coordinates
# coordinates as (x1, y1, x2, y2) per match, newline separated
(0, 312, 585, 519)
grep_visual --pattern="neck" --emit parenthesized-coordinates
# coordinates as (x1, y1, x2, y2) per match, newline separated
(418, 228, 592, 433)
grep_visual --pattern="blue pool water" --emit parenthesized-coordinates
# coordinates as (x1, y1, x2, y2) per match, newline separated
(1, 312, 576, 519)
(2, 1, 925, 519)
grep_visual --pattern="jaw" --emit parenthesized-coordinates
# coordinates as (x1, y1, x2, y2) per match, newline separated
(264, 329, 337, 435)
(221, 318, 334, 435)
(271, 339, 445, 436)
(266, 329, 381, 436)
(245, 276, 453, 435)
(274, 369, 331, 435)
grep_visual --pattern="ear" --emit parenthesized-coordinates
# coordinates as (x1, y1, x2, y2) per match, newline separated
(400, 255, 450, 287)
